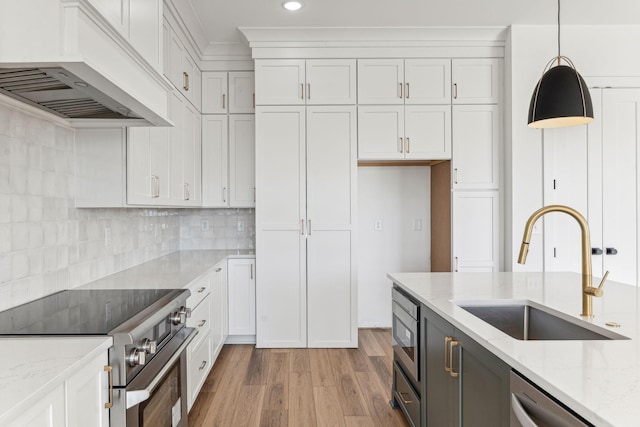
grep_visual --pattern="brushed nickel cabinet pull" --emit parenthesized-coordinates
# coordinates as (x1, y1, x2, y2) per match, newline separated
(183, 72, 189, 91)
(308, 219, 312, 235)
(406, 137, 410, 153)
(199, 361, 207, 370)
(223, 187, 227, 203)
(453, 168, 459, 184)
(253, 187, 256, 202)
(449, 340, 460, 378)
(307, 83, 311, 99)
(215, 267, 222, 272)
(222, 94, 226, 109)
(250, 263, 254, 279)
(399, 137, 404, 153)
(198, 320, 206, 327)
(301, 219, 305, 235)
(184, 183, 190, 201)
(253, 93, 256, 108)
(406, 82, 410, 99)
(399, 82, 403, 99)
(455, 256, 459, 272)
(104, 365, 113, 409)
(197, 287, 206, 293)
(151, 175, 159, 198)
(301, 83, 304, 99)
(453, 83, 458, 99)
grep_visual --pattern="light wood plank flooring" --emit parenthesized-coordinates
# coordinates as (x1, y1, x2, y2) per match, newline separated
(189, 328, 410, 427)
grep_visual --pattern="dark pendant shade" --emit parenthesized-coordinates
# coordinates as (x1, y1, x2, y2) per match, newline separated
(528, 64, 594, 128)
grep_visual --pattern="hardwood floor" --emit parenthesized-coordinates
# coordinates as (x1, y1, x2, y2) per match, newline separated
(189, 328, 411, 427)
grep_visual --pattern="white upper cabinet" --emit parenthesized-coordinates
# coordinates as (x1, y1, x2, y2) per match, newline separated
(452, 58, 502, 104)
(229, 115, 256, 207)
(452, 104, 500, 189)
(404, 105, 452, 159)
(202, 115, 229, 207)
(358, 59, 451, 105)
(127, 126, 170, 205)
(255, 59, 356, 105)
(229, 72, 256, 113)
(202, 72, 228, 114)
(163, 20, 202, 110)
(358, 106, 405, 160)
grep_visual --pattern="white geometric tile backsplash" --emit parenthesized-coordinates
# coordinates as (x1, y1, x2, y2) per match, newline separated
(0, 98, 255, 312)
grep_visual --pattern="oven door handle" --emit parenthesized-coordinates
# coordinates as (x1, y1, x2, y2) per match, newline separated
(126, 327, 198, 409)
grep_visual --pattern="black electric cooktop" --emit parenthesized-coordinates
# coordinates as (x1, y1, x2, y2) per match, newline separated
(0, 288, 184, 335)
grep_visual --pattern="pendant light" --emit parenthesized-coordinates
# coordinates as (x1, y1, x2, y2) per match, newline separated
(528, 0, 593, 128)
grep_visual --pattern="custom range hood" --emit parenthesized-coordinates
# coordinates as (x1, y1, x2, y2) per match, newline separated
(1, 0, 172, 128)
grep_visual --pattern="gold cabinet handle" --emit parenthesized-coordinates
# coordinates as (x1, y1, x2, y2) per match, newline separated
(222, 93, 226, 109)
(184, 183, 190, 201)
(307, 83, 311, 99)
(198, 320, 206, 327)
(406, 82, 410, 99)
(197, 287, 206, 293)
(449, 340, 460, 378)
(453, 83, 458, 99)
(453, 168, 459, 184)
(399, 392, 413, 404)
(104, 365, 113, 409)
(199, 361, 207, 370)
(183, 72, 189, 91)
(399, 137, 404, 153)
(455, 256, 459, 272)
(399, 82, 403, 99)
(406, 137, 410, 153)
(444, 336, 452, 372)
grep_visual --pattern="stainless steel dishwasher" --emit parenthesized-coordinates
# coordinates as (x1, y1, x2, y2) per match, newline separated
(510, 371, 593, 426)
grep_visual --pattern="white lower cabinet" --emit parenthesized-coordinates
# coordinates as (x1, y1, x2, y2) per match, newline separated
(188, 334, 212, 410)
(9, 352, 110, 427)
(452, 191, 500, 272)
(226, 258, 256, 343)
(210, 261, 228, 358)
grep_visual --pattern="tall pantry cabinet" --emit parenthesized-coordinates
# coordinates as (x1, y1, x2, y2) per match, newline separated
(255, 59, 358, 348)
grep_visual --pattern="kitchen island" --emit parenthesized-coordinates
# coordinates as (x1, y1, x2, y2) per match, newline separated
(389, 271, 640, 427)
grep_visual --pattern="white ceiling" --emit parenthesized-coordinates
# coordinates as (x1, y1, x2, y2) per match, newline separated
(181, 0, 640, 54)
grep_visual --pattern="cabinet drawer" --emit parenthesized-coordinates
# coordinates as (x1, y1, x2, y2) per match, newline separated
(188, 334, 213, 409)
(186, 275, 211, 309)
(393, 361, 421, 427)
(187, 294, 212, 348)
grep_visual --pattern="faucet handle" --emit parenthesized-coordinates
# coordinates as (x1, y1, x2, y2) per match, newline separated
(585, 271, 609, 297)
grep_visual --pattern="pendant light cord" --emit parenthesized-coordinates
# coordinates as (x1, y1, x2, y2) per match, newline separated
(557, 0, 561, 64)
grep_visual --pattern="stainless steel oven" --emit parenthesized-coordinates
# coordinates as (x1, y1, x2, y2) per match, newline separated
(119, 327, 197, 427)
(392, 287, 420, 383)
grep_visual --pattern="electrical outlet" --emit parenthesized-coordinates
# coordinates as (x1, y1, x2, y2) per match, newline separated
(201, 219, 209, 231)
(374, 219, 383, 231)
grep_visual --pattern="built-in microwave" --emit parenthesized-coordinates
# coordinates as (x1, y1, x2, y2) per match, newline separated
(391, 287, 420, 385)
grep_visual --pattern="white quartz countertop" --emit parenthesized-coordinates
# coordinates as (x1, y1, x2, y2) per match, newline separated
(0, 336, 112, 423)
(79, 249, 254, 290)
(388, 271, 640, 427)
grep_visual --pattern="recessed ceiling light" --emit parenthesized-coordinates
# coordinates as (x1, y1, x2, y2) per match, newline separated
(282, 1, 302, 11)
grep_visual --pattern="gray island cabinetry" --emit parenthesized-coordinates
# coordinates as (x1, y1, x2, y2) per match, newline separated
(422, 304, 511, 426)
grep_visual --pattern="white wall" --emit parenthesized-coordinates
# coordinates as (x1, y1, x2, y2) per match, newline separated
(507, 25, 640, 272)
(358, 166, 430, 327)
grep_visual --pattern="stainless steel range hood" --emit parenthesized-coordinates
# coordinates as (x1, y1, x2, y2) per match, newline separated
(0, 68, 142, 121)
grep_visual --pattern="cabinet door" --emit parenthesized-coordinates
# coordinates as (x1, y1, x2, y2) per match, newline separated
(255, 107, 307, 347)
(452, 58, 502, 104)
(357, 59, 404, 105)
(423, 306, 457, 427)
(129, 0, 162, 71)
(187, 334, 212, 410)
(227, 258, 256, 336)
(404, 105, 452, 160)
(168, 92, 186, 205)
(202, 115, 229, 207)
(452, 104, 500, 189)
(183, 102, 202, 206)
(164, 21, 184, 90)
(182, 52, 198, 105)
(6, 385, 65, 427)
(306, 106, 357, 347)
(305, 59, 357, 105)
(229, 115, 255, 207)
(66, 352, 110, 427)
(452, 191, 500, 272)
(127, 127, 163, 206)
(255, 59, 305, 105)
(210, 262, 228, 357)
(357, 105, 405, 160)
(202, 72, 228, 114)
(404, 59, 451, 105)
(457, 329, 510, 427)
(229, 71, 255, 113)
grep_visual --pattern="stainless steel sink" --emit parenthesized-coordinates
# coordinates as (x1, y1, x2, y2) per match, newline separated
(455, 300, 628, 341)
